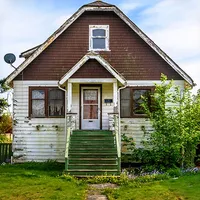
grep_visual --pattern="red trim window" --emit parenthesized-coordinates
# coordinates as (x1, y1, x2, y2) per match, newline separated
(29, 87, 65, 118)
(120, 87, 154, 118)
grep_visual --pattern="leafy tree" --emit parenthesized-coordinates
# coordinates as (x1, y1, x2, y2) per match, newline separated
(0, 114, 12, 142)
(0, 78, 10, 115)
(0, 78, 11, 142)
(133, 74, 200, 169)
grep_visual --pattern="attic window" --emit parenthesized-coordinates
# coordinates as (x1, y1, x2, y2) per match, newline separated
(89, 25, 109, 51)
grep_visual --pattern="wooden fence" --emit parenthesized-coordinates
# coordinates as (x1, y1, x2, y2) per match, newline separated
(0, 143, 12, 164)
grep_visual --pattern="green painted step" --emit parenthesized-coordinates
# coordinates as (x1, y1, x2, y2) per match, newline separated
(68, 164, 118, 170)
(69, 158, 117, 161)
(69, 155, 116, 159)
(69, 149, 116, 153)
(71, 134, 114, 137)
(69, 160, 117, 164)
(73, 130, 112, 134)
(66, 130, 119, 176)
(67, 170, 119, 176)
(69, 147, 116, 150)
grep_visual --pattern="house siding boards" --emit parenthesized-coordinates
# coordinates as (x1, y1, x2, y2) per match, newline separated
(14, 11, 182, 81)
(13, 81, 114, 162)
(13, 81, 65, 162)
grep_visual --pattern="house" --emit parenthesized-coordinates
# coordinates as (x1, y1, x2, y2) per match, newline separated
(6, 0, 194, 176)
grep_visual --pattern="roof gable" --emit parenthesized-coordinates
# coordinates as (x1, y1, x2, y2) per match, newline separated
(85, 0, 113, 7)
(6, 1, 194, 86)
(71, 59, 114, 79)
(59, 52, 126, 85)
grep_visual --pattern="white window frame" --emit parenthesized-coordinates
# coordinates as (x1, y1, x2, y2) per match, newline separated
(89, 25, 109, 51)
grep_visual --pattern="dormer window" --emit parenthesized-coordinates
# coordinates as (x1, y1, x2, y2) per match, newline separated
(89, 25, 109, 51)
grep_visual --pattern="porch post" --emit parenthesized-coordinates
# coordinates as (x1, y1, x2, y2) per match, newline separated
(113, 81, 118, 112)
(67, 82, 72, 112)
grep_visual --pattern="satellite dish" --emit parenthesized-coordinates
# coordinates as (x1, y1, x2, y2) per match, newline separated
(4, 53, 16, 64)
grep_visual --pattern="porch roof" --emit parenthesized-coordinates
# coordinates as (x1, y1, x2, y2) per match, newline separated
(58, 52, 126, 85)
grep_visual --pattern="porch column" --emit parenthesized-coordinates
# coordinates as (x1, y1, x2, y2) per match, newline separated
(67, 82, 72, 112)
(113, 81, 118, 112)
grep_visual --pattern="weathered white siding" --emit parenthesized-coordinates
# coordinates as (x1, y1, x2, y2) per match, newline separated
(12, 79, 185, 161)
(71, 83, 80, 127)
(13, 81, 65, 163)
(102, 83, 113, 129)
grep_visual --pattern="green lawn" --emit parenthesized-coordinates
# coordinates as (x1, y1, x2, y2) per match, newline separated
(0, 164, 86, 200)
(0, 164, 200, 200)
(104, 173, 200, 200)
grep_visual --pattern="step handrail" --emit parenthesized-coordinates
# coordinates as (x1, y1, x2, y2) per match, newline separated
(65, 127, 71, 171)
(109, 113, 121, 174)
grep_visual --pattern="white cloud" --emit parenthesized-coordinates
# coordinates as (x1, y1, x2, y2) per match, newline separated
(136, 0, 200, 92)
(0, 0, 74, 80)
(54, 15, 72, 27)
(118, 1, 141, 14)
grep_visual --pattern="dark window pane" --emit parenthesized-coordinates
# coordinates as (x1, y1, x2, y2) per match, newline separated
(93, 29, 105, 36)
(133, 90, 150, 114)
(48, 89, 64, 116)
(49, 89, 63, 100)
(48, 100, 64, 116)
(93, 38, 106, 49)
(32, 100, 45, 117)
(120, 88, 131, 117)
(32, 90, 45, 99)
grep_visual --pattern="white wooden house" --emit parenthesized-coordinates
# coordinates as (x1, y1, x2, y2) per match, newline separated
(6, 0, 194, 175)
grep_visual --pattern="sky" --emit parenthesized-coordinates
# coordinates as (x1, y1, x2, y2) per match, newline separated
(1, 0, 200, 93)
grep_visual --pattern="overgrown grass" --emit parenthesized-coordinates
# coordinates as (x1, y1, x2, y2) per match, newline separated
(1, 163, 200, 200)
(0, 163, 86, 200)
(103, 172, 200, 200)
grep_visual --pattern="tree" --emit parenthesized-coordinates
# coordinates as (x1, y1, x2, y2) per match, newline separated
(0, 78, 10, 115)
(0, 78, 11, 142)
(133, 74, 200, 169)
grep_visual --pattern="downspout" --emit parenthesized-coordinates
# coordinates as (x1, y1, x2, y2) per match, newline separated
(58, 82, 67, 142)
(117, 82, 128, 152)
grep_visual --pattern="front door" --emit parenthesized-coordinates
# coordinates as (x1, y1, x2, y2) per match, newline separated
(81, 87, 101, 130)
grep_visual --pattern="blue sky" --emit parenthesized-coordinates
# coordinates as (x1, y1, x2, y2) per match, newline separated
(1, 0, 200, 93)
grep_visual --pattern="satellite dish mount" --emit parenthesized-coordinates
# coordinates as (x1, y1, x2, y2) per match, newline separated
(4, 53, 17, 70)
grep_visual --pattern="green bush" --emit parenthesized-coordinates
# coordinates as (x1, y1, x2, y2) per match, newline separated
(132, 74, 200, 169)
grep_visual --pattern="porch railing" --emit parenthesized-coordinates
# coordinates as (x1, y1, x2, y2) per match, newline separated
(65, 113, 77, 171)
(108, 113, 121, 173)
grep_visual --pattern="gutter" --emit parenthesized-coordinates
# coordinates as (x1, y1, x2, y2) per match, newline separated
(58, 82, 67, 142)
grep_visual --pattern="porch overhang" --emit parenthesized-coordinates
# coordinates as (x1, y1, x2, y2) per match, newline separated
(58, 52, 126, 86)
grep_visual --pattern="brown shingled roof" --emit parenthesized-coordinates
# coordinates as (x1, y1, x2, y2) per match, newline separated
(85, 0, 113, 7)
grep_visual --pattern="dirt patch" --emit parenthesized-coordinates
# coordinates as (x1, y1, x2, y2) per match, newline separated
(87, 183, 118, 200)
(87, 194, 108, 200)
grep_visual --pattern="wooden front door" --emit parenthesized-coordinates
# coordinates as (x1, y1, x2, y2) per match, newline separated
(81, 87, 101, 130)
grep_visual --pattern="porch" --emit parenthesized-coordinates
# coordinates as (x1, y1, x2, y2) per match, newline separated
(63, 79, 121, 176)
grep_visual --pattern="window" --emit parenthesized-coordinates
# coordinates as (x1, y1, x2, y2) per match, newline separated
(120, 87, 153, 118)
(89, 25, 109, 51)
(29, 87, 65, 118)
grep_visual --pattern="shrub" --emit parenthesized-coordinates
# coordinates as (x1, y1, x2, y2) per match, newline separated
(133, 74, 200, 169)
